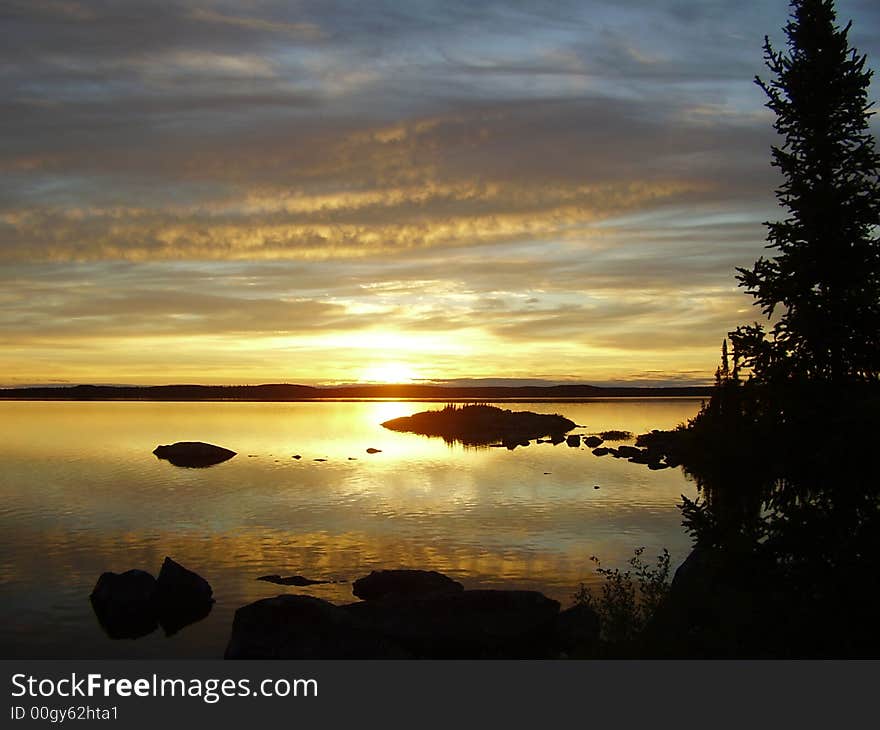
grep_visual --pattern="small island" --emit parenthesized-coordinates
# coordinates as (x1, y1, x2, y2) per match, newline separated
(381, 404, 575, 446)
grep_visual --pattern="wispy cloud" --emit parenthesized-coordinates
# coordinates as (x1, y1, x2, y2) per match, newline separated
(0, 0, 875, 385)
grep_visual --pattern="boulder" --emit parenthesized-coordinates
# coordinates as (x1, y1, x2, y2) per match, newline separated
(224, 595, 410, 659)
(155, 557, 214, 636)
(156, 557, 213, 606)
(352, 569, 463, 601)
(592, 447, 610, 456)
(566, 435, 581, 447)
(344, 589, 561, 658)
(555, 603, 601, 656)
(89, 569, 158, 639)
(616, 445, 642, 458)
(584, 436, 604, 448)
(90, 558, 213, 639)
(153, 441, 236, 468)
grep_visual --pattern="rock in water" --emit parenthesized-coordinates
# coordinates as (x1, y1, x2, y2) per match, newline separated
(153, 441, 236, 468)
(155, 557, 214, 635)
(224, 595, 410, 659)
(555, 603, 601, 656)
(90, 558, 213, 638)
(89, 569, 158, 639)
(352, 569, 464, 601)
(344, 589, 561, 658)
(156, 557, 213, 605)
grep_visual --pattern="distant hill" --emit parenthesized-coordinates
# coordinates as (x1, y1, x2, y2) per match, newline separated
(0, 382, 710, 401)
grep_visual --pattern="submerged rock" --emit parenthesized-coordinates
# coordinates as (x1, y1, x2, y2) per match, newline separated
(352, 569, 464, 601)
(153, 441, 236, 468)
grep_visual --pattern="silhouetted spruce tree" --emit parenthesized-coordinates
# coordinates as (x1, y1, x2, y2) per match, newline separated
(732, 0, 880, 385)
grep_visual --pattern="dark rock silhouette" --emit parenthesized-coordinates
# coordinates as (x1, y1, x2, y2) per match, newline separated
(154, 557, 213, 636)
(152, 441, 236, 468)
(90, 570, 158, 639)
(584, 436, 604, 448)
(226, 569, 566, 659)
(90, 557, 213, 639)
(352, 569, 463, 601)
(592, 447, 610, 456)
(616, 445, 642, 458)
(381, 404, 575, 446)
(224, 595, 411, 659)
(344, 589, 562, 658)
(599, 430, 633, 441)
(156, 557, 213, 605)
(566, 434, 581, 447)
(257, 574, 334, 587)
(554, 603, 601, 657)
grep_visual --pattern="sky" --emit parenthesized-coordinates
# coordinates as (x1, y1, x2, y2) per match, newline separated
(2, 0, 878, 387)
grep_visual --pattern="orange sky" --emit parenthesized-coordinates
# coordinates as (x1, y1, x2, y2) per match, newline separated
(1, 1, 877, 386)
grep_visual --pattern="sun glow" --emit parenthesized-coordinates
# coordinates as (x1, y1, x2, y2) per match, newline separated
(358, 362, 419, 384)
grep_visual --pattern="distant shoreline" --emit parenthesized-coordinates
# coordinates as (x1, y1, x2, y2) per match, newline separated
(0, 383, 711, 402)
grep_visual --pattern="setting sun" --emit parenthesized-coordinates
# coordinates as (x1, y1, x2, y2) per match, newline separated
(359, 362, 419, 384)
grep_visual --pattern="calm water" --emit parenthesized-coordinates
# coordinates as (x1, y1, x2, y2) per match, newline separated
(0, 398, 701, 658)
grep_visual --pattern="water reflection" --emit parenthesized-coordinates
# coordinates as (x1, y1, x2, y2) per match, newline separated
(0, 399, 701, 657)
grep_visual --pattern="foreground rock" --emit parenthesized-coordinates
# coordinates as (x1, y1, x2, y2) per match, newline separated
(226, 568, 578, 659)
(344, 589, 562, 658)
(153, 441, 236, 468)
(90, 570, 158, 639)
(352, 569, 463, 601)
(554, 603, 601, 657)
(381, 404, 575, 446)
(90, 557, 213, 639)
(224, 595, 411, 659)
(154, 557, 214, 634)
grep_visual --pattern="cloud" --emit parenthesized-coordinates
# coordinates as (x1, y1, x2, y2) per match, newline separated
(1, 0, 876, 384)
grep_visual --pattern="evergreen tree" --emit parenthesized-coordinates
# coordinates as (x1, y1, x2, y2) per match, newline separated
(733, 0, 880, 385)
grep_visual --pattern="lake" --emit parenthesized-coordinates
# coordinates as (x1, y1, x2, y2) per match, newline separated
(0, 398, 702, 658)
